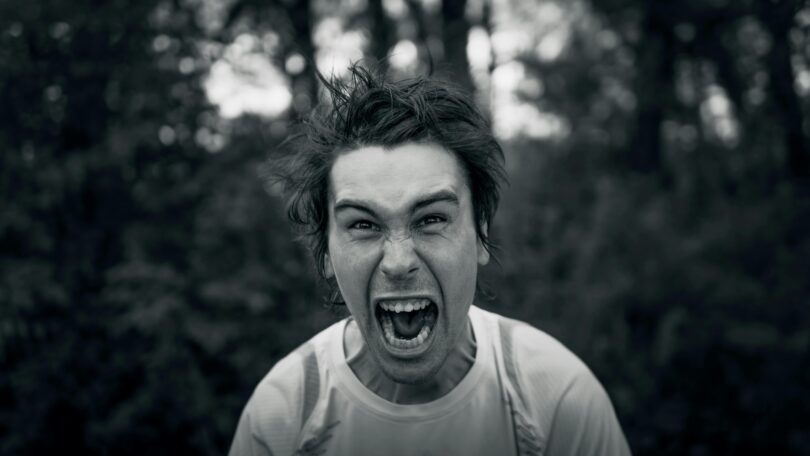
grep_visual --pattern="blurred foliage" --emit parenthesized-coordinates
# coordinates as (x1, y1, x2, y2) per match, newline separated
(1, 0, 809, 454)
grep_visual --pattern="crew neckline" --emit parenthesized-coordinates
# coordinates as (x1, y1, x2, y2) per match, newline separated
(328, 305, 490, 422)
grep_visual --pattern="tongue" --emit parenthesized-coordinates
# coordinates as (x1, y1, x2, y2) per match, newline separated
(392, 310, 424, 338)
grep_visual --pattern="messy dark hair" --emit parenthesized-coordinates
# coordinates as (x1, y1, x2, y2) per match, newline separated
(276, 63, 506, 304)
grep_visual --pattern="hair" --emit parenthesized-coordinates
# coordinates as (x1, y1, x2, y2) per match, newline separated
(275, 63, 507, 305)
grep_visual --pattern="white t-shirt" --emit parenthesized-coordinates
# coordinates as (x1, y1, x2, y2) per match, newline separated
(229, 306, 631, 456)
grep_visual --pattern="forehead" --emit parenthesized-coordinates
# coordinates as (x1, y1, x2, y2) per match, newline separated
(329, 142, 469, 210)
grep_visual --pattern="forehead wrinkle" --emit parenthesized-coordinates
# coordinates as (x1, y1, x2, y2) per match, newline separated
(333, 186, 461, 219)
(328, 142, 470, 218)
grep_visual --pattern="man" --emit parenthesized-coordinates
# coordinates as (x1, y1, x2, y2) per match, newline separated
(229, 65, 631, 456)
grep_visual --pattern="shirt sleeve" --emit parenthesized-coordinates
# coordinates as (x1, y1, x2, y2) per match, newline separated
(228, 352, 307, 456)
(543, 368, 631, 456)
(228, 403, 276, 456)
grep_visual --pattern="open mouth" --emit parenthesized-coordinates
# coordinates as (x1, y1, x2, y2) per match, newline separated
(375, 298, 438, 350)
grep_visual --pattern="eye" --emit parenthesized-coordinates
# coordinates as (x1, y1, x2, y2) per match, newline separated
(349, 220, 379, 231)
(417, 215, 446, 227)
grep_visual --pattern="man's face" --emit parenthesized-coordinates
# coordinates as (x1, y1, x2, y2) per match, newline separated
(326, 142, 489, 384)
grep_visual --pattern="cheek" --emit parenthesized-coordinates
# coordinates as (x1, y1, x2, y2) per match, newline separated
(419, 231, 480, 297)
(329, 238, 380, 309)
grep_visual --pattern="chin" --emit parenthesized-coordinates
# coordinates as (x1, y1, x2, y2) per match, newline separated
(378, 354, 443, 385)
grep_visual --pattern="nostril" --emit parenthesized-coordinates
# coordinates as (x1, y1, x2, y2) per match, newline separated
(380, 262, 419, 278)
(380, 240, 419, 278)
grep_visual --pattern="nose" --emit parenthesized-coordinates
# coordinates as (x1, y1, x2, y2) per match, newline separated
(379, 236, 419, 279)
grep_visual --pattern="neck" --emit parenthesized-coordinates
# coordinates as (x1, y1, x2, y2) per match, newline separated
(344, 316, 476, 405)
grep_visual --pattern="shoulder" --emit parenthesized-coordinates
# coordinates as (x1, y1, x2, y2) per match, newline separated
(229, 321, 343, 456)
(477, 308, 589, 389)
(251, 321, 335, 411)
(499, 318, 595, 393)
(481, 309, 631, 455)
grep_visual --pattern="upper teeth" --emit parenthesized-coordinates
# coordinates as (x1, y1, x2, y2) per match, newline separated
(380, 299, 430, 313)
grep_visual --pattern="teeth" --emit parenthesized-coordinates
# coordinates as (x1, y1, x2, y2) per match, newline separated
(381, 313, 432, 349)
(379, 299, 430, 313)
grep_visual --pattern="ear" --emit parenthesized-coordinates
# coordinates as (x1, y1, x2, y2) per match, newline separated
(477, 222, 490, 266)
(324, 253, 335, 278)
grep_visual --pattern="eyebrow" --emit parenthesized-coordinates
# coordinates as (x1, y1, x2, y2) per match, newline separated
(334, 190, 460, 216)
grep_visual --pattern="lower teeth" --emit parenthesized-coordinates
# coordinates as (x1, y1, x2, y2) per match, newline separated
(381, 312, 431, 349)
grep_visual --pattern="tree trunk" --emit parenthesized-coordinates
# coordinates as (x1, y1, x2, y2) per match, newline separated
(630, 8, 675, 174)
(760, 0, 810, 179)
(367, 0, 396, 64)
(440, 0, 474, 92)
(288, 0, 317, 116)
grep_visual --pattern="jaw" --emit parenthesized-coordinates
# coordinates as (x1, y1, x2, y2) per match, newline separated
(369, 334, 447, 386)
(367, 307, 475, 394)
(362, 298, 445, 383)
(350, 298, 476, 400)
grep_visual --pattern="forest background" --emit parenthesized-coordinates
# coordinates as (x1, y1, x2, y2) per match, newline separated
(2, 0, 809, 454)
